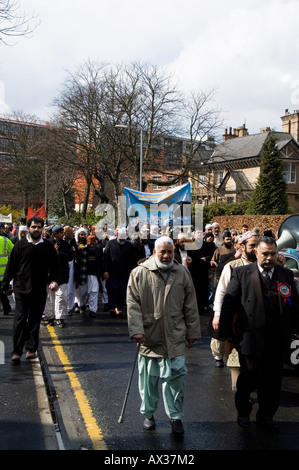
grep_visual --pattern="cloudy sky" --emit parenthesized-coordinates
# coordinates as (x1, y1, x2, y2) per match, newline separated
(1, 0, 299, 137)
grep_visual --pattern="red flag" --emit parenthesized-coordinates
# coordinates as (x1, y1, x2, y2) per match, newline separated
(27, 204, 46, 220)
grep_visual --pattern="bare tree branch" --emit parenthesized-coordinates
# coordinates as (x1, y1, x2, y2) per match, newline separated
(0, 0, 40, 45)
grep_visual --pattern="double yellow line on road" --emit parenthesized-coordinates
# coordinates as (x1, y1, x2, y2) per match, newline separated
(47, 325, 107, 450)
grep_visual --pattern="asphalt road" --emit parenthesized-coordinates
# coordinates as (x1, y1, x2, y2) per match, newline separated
(38, 306, 299, 452)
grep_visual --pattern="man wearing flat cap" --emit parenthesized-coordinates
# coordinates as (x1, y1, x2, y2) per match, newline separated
(127, 236, 201, 436)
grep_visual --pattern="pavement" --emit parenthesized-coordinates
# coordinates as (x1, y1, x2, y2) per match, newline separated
(0, 310, 60, 450)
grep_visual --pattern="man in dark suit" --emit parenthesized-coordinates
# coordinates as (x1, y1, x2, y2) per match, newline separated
(219, 236, 299, 431)
(131, 224, 154, 267)
(174, 233, 215, 314)
(103, 227, 135, 316)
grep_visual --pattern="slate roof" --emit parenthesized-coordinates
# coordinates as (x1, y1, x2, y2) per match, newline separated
(218, 170, 253, 193)
(209, 131, 298, 164)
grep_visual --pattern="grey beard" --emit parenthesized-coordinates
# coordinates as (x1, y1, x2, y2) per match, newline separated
(155, 255, 174, 271)
(117, 238, 126, 245)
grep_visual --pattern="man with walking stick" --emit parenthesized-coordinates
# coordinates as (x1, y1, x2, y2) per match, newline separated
(127, 236, 201, 436)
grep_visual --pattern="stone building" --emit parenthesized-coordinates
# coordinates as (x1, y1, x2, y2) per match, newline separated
(193, 110, 299, 212)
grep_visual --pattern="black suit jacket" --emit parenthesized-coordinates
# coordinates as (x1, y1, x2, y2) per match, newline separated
(103, 238, 135, 279)
(219, 262, 299, 357)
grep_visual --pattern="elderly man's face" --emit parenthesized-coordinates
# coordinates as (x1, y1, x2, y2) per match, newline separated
(256, 242, 278, 271)
(154, 242, 174, 265)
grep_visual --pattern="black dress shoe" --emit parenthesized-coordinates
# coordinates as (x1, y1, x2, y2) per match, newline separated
(256, 419, 280, 433)
(143, 416, 155, 430)
(237, 415, 250, 428)
(170, 419, 184, 436)
(215, 359, 224, 368)
(11, 354, 21, 364)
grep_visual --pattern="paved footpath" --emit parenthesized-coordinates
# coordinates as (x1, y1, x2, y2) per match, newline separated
(0, 313, 59, 450)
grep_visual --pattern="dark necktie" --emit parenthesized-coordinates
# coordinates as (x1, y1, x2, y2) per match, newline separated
(262, 270, 270, 284)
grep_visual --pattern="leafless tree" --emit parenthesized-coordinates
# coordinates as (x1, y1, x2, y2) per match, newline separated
(36, 124, 78, 218)
(52, 61, 113, 215)
(0, 0, 39, 45)
(0, 112, 45, 214)
(156, 88, 223, 187)
(52, 61, 223, 216)
(111, 62, 182, 191)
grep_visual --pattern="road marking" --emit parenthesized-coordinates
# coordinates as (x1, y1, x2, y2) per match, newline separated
(47, 325, 107, 450)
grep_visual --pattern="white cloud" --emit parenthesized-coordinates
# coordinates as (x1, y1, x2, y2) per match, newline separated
(168, 0, 299, 133)
(0, 0, 299, 135)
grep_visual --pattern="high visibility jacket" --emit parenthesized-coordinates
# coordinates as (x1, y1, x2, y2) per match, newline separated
(0, 236, 14, 282)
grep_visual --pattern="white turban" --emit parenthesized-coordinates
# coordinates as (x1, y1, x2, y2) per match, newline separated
(75, 227, 88, 242)
(177, 232, 188, 239)
(154, 236, 173, 249)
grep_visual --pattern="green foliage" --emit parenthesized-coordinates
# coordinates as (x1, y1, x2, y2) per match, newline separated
(0, 205, 23, 223)
(203, 201, 249, 226)
(58, 210, 104, 227)
(246, 132, 289, 215)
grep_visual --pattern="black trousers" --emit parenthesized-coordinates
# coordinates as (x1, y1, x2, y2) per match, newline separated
(0, 281, 11, 314)
(12, 291, 47, 356)
(106, 278, 127, 310)
(235, 349, 283, 421)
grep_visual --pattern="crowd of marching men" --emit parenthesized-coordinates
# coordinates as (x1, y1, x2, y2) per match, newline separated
(2, 217, 299, 434)
(1, 218, 281, 329)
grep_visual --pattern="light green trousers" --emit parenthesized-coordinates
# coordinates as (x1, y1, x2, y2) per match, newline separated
(138, 355, 187, 420)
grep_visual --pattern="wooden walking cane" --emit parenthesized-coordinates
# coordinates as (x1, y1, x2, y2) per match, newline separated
(118, 342, 140, 423)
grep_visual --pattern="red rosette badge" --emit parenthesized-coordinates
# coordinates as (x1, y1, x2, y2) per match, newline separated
(277, 282, 292, 306)
(186, 256, 192, 267)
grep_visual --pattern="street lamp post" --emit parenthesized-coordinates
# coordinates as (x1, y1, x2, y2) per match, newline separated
(115, 124, 143, 192)
(139, 128, 143, 192)
(44, 160, 48, 222)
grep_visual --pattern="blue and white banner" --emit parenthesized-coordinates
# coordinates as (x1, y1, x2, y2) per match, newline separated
(124, 183, 192, 227)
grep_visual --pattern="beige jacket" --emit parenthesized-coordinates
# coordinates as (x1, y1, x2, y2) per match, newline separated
(127, 256, 201, 358)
